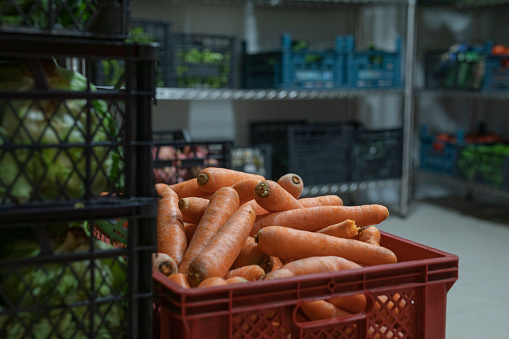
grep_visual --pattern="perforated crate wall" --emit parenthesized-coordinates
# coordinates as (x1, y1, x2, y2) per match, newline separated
(0, 35, 158, 220)
(0, 0, 130, 40)
(153, 231, 459, 339)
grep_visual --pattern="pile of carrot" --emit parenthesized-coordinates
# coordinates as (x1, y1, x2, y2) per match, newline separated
(153, 167, 402, 325)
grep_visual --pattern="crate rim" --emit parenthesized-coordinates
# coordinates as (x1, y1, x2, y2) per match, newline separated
(154, 230, 459, 298)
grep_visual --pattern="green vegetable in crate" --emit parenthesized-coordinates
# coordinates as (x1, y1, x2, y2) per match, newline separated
(0, 59, 123, 203)
(0, 0, 95, 29)
(0, 226, 127, 338)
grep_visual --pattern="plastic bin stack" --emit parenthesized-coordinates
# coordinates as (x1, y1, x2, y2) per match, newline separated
(250, 120, 403, 184)
(0, 2, 158, 338)
(424, 41, 509, 92)
(242, 34, 403, 90)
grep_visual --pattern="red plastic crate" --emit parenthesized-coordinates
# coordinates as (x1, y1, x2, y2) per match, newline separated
(152, 232, 459, 339)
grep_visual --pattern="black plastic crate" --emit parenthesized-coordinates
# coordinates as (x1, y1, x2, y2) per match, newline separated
(0, 204, 157, 339)
(0, 0, 130, 40)
(0, 35, 158, 218)
(152, 130, 233, 185)
(130, 18, 172, 87)
(231, 144, 272, 179)
(169, 33, 236, 88)
(351, 128, 403, 181)
(287, 123, 356, 186)
(249, 120, 308, 180)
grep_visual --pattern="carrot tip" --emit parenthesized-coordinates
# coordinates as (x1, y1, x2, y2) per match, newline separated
(291, 175, 301, 185)
(254, 182, 271, 198)
(197, 173, 209, 186)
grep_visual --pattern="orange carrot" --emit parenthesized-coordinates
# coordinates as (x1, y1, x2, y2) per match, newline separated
(157, 187, 187, 266)
(256, 227, 397, 266)
(196, 167, 265, 194)
(299, 195, 343, 208)
(225, 264, 265, 281)
(263, 255, 362, 280)
(245, 199, 269, 215)
(271, 257, 284, 271)
(225, 276, 250, 284)
(355, 226, 381, 246)
(253, 180, 303, 213)
(184, 223, 198, 246)
(328, 294, 367, 314)
(277, 173, 303, 199)
(155, 183, 169, 196)
(316, 219, 361, 239)
(187, 203, 256, 287)
(178, 197, 209, 223)
(197, 276, 228, 288)
(300, 300, 352, 321)
(168, 178, 206, 198)
(167, 273, 191, 288)
(152, 253, 179, 276)
(250, 204, 389, 236)
(231, 178, 262, 205)
(230, 237, 273, 273)
(178, 187, 240, 274)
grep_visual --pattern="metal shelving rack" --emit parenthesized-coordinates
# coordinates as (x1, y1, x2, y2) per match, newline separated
(414, 0, 509, 202)
(154, 0, 418, 216)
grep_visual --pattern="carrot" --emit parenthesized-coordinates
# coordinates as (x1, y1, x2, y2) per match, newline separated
(230, 237, 273, 273)
(178, 197, 209, 223)
(157, 187, 187, 266)
(231, 178, 262, 205)
(316, 219, 361, 239)
(187, 203, 256, 287)
(271, 257, 284, 271)
(152, 253, 179, 276)
(184, 223, 198, 246)
(168, 178, 206, 198)
(299, 195, 343, 208)
(225, 264, 265, 281)
(328, 294, 367, 314)
(256, 227, 397, 266)
(355, 226, 381, 246)
(155, 183, 169, 196)
(245, 199, 269, 215)
(263, 255, 362, 280)
(178, 187, 240, 274)
(250, 204, 389, 236)
(225, 276, 250, 284)
(197, 276, 228, 288)
(277, 173, 303, 199)
(253, 180, 303, 212)
(167, 273, 191, 288)
(196, 167, 265, 194)
(299, 300, 352, 321)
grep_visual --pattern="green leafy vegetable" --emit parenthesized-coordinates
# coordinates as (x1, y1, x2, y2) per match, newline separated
(0, 60, 123, 203)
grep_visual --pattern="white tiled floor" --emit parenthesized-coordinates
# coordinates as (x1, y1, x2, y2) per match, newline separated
(380, 197, 509, 339)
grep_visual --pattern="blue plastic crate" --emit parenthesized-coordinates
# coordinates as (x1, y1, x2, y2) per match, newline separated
(420, 126, 463, 176)
(483, 54, 509, 91)
(345, 37, 403, 89)
(242, 34, 347, 89)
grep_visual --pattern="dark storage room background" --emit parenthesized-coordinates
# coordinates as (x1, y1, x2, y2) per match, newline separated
(131, 0, 509, 214)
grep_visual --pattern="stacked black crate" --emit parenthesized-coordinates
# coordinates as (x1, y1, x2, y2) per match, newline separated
(0, 2, 158, 338)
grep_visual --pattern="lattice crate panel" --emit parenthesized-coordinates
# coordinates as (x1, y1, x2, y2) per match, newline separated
(0, 0, 129, 39)
(0, 213, 156, 339)
(0, 37, 157, 213)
